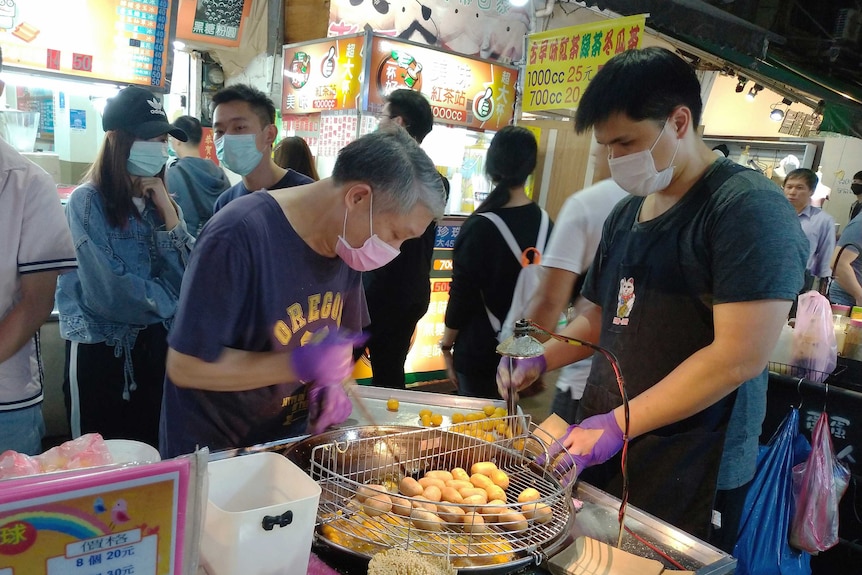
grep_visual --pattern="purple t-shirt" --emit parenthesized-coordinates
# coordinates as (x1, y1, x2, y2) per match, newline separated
(160, 191, 367, 458)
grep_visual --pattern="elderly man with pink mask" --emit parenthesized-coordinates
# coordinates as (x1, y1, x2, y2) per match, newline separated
(159, 127, 446, 458)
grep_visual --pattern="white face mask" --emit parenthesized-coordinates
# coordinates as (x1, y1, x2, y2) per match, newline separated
(608, 120, 680, 197)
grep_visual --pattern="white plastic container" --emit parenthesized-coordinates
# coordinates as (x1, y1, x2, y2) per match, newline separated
(200, 451, 321, 575)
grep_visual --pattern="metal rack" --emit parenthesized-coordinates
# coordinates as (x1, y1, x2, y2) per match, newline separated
(309, 416, 576, 570)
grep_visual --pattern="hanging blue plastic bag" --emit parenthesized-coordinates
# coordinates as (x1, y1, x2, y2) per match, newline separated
(733, 408, 812, 575)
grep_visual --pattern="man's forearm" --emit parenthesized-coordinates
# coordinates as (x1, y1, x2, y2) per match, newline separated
(0, 272, 58, 364)
(542, 304, 601, 371)
(167, 347, 304, 393)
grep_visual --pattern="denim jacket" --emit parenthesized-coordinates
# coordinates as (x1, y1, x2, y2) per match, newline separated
(56, 182, 194, 399)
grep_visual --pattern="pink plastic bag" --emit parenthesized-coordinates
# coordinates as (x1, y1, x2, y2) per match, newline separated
(0, 433, 113, 480)
(792, 291, 837, 382)
(789, 412, 851, 553)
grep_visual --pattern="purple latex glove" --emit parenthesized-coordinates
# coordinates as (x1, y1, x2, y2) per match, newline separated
(291, 330, 367, 385)
(537, 412, 625, 481)
(307, 383, 353, 434)
(496, 355, 547, 400)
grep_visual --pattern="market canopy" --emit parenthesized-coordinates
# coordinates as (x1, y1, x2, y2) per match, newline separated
(578, 0, 862, 138)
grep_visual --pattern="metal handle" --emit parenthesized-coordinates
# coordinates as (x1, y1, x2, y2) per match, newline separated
(261, 510, 293, 531)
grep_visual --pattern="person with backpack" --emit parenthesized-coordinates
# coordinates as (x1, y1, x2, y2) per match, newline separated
(440, 125, 551, 399)
(166, 116, 231, 237)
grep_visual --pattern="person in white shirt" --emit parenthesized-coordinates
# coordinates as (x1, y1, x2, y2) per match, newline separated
(0, 47, 76, 454)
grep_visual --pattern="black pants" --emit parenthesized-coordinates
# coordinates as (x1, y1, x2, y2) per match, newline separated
(63, 324, 168, 449)
(708, 479, 753, 553)
(365, 302, 427, 389)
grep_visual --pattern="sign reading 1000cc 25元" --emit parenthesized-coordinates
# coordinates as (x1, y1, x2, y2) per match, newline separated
(522, 15, 645, 113)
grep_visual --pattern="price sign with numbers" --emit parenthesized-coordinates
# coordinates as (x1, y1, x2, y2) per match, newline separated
(0, 458, 193, 574)
(0, 0, 173, 89)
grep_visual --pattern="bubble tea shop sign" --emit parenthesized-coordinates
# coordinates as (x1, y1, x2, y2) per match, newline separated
(366, 35, 518, 132)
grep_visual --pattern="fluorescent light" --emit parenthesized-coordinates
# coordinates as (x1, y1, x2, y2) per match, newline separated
(509, 0, 530, 6)
(1, 71, 121, 98)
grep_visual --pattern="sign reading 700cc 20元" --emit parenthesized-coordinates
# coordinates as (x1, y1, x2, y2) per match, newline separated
(522, 15, 645, 113)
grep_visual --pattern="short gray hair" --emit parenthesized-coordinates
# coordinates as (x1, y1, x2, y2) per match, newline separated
(332, 126, 446, 218)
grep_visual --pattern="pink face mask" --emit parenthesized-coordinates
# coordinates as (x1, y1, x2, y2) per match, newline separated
(335, 193, 400, 271)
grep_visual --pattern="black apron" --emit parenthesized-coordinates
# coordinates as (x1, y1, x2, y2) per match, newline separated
(578, 162, 745, 539)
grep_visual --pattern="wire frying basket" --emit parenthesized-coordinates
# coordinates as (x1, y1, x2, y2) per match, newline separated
(310, 415, 576, 570)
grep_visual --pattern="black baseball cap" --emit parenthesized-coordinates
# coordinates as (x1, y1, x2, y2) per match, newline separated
(102, 86, 188, 141)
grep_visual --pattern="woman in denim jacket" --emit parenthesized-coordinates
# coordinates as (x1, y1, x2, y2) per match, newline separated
(56, 86, 192, 448)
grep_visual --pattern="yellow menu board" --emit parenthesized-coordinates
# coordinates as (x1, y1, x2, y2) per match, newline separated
(522, 15, 645, 113)
(0, 0, 173, 89)
(282, 34, 365, 115)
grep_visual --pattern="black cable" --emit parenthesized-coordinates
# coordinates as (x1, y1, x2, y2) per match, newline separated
(525, 320, 631, 547)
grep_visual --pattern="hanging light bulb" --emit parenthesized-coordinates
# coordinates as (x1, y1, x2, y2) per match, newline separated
(747, 84, 763, 101)
(735, 76, 748, 93)
(769, 98, 793, 122)
(770, 105, 785, 121)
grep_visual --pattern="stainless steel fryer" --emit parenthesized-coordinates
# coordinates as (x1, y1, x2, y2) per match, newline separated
(304, 417, 576, 572)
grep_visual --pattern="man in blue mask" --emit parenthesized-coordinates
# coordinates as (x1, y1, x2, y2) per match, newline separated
(210, 84, 313, 212)
(497, 47, 808, 551)
(160, 127, 446, 459)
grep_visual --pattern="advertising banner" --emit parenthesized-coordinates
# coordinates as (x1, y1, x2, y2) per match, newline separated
(327, 0, 531, 65)
(0, 0, 172, 89)
(175, 0, 253, 48)
(522, 15, 645, 113)
(0, 459, 192, 574)
(367, 36, 517, 132)
(282, 35, 365, 115)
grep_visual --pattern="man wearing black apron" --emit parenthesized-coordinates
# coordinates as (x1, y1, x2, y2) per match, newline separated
(497, 47, 808, 550)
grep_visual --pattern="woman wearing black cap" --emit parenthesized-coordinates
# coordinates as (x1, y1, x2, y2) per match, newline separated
(56, 86, 193, 448)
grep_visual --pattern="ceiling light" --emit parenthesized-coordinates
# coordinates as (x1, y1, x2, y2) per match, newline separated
(770, 106, 785, 121)
(747, 83, 763, 101)
(735, 77, 748, 93)
(770, 98, 793, 122)
(508, 0, 530, 6)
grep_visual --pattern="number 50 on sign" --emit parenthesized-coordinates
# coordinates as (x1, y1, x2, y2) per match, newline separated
(522, 15, 645, 113)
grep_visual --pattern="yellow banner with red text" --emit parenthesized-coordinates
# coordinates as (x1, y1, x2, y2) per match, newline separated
(522, 15, 646, 113)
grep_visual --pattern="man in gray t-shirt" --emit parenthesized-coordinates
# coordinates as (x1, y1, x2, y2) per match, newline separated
(829, 213, 862, 306)
(498, 47, 808, 550)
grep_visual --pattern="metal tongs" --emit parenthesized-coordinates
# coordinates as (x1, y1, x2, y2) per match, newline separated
(506, 356, 519, 419)
(496, 320, 546, 427)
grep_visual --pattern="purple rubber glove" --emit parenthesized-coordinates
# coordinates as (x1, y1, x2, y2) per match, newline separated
(496, 355, 547, 400)
(537, 412, 625, 481)
(307, 382, 353, 435)
(291, 330, 367, 385)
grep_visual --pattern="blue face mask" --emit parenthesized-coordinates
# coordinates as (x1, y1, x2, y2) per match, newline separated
(127, 141, 168, 177)
(216, 134, 263, 176)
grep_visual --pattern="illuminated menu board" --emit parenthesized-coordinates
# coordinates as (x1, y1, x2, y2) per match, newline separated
(367, 37, 517, 132)
(0, 0, 172, 89)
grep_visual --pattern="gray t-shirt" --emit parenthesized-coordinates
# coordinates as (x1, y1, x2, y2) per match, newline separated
(828, 214, 862, 306)
(582, 158, 808, 490)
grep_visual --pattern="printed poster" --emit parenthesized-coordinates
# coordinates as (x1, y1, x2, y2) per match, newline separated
(523, 15, 646, 113)
(328, 0, 531, 65)
(175, 0, 253, 48)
